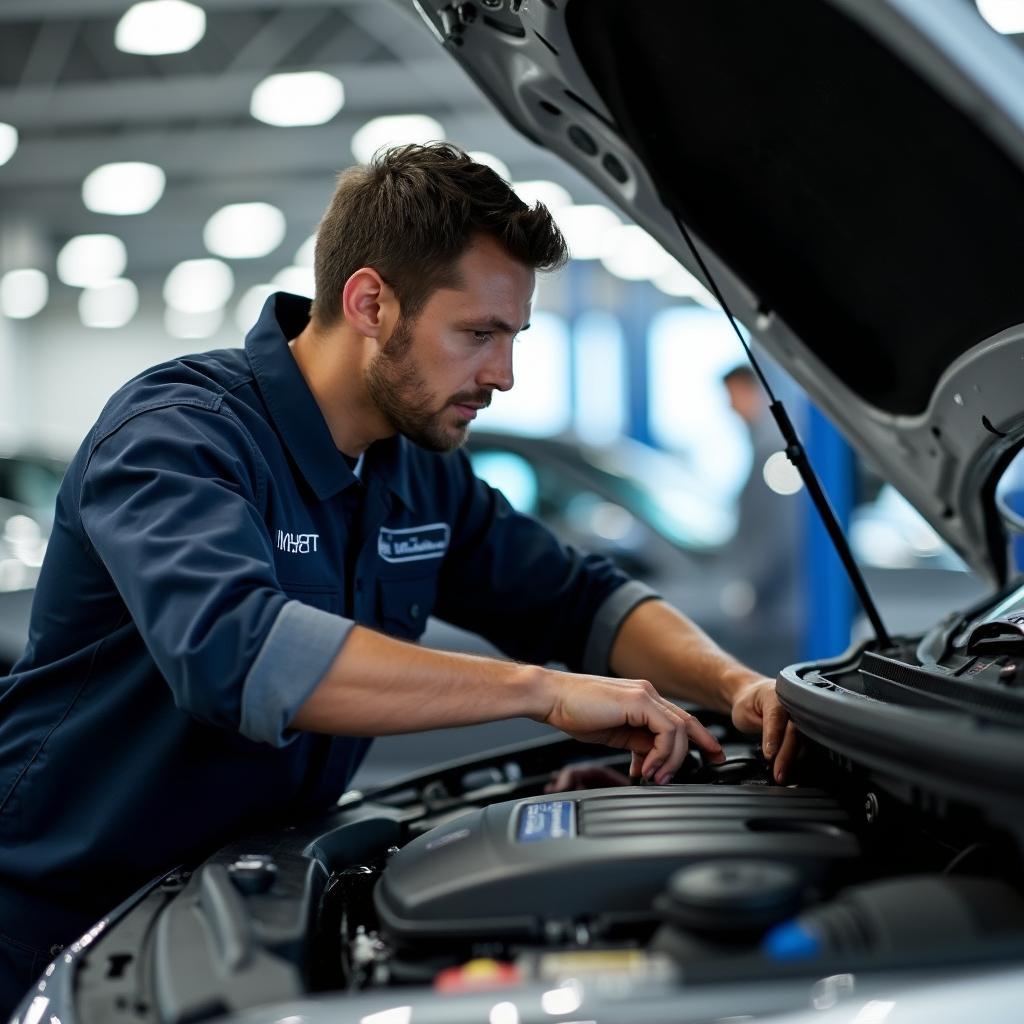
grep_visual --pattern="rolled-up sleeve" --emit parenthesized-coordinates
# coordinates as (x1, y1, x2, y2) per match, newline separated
(78, 401, 350, 746)
(434, 452, 659, 673)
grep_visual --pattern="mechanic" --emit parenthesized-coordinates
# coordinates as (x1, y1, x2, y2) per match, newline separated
(0, 144, 794, 1013)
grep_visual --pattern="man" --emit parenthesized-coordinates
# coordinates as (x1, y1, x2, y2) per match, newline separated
(720, 365, 802, 670)
(0, 144, 793, 1011)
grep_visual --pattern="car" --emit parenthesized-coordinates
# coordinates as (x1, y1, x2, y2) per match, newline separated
(0, 451, 66, 673)
(10, 1, 1024, 1022)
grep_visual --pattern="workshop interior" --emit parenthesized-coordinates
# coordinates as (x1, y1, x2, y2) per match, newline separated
(3, 1, 1024, 1023)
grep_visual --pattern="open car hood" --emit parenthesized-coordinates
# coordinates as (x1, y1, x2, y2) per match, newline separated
(396, 0, 1024, 584)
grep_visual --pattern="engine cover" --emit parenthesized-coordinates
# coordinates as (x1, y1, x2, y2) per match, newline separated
(374, 785, 859, 942)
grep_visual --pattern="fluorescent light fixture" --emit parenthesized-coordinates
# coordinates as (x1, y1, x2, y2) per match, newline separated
(469, 150, 511, 179)
(79, 278, 139, 329)
(653, 262, 717, 306)
(272, 265, 315, 297)
(0, 122, 18, 167)
(115, 0, 206, 55)
(511, 179, 572, 212)
(600, 224, 675, 281)
(82, 161, 166, 215)
(203, 202, 287, 259)
(56, 234, 127, 288)
(163, 258, 234, 313)
(351, 115, 444, 165)
(977, 0, 1024, 34)
(0, 269, 48, 319)
(250, 71, 344, 127)
(556, 204, 621, 260)
(294, 233, 316, 268)
(164, 306, 223, 339)
(235, 283, 276, 332)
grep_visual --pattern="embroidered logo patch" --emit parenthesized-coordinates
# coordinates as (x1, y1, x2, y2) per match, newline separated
(276, 530, 319, 554)
(378, 522, 450, 563)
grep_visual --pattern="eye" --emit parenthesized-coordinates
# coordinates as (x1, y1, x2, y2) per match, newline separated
(471, 330, 493, 344)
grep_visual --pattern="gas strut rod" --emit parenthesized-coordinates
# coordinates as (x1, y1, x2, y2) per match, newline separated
(669, 210, 893, 650)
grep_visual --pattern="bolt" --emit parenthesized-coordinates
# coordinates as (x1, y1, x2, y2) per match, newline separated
(864, 792, 879, 824)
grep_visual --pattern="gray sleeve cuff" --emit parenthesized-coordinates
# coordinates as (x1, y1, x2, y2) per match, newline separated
(581, 580, 661, 676)
(240, 599, 355, 747)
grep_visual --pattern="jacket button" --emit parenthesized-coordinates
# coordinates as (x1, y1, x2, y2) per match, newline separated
(410, 604, 420, 619)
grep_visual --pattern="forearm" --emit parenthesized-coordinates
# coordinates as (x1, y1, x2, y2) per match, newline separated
(290, 624, 551, 736)
(608, 598, 761, 712)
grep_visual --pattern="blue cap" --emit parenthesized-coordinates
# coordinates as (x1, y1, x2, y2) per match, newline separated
(763, 920, 822, 960)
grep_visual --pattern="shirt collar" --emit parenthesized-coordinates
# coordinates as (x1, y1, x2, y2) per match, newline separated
(244, 292, 414, 507)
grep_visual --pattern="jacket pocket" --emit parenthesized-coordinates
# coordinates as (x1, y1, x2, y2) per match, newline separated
(376, 575, 438, 640)
(279, 582, 341, 615)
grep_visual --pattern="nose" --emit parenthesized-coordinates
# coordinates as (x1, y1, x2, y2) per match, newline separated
(479, 336, 514, 393)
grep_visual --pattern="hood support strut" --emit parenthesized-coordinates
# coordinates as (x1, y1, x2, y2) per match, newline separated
(671, 210, 893, 651)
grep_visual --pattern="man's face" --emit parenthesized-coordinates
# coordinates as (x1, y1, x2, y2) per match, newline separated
(365, 234, 534, 452)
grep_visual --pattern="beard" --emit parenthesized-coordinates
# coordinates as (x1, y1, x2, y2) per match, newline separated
(365, 316, 489, 453)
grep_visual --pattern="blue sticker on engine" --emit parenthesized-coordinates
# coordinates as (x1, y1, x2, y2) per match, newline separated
(516, 800, 576, 842)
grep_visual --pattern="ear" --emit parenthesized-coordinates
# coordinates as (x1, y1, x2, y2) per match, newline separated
(341, 268, 398, 341)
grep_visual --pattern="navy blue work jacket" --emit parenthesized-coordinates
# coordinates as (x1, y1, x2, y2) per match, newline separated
(0, 293, 652, 957)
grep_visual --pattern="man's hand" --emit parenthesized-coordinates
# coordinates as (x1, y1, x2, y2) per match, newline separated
(541, 675, 726, 785)
(729, 676, 797, 782)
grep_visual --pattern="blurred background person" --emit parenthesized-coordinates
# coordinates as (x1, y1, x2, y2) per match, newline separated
(716, 364, 802, 673)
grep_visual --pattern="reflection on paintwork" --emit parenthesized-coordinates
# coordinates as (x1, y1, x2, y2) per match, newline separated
(488, 1002, 519, 1024)
(540, 979, 582, 1015)
(359, 1007, 411, 1024)
(812, 973, 856, 1010)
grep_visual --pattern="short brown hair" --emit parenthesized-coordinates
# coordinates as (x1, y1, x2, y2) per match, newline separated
(310, 142, 568, 326)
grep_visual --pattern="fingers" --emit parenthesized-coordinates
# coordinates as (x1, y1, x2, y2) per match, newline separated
(639, 696, 722, 783)
(761, 692, 789, 761)
(773, 719, 799, 783)
(678, 704, 726, 763)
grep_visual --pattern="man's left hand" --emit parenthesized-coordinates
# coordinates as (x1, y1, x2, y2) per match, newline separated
(729, 677, 798, 783)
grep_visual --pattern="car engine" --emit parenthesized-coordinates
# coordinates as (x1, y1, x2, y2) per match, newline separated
(64, 620, 1024, 1024)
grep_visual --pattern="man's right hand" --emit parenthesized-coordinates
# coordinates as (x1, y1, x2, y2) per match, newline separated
(539, 674, 725, 785)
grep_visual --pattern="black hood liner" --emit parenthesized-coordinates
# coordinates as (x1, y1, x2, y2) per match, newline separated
(568, 0, 1024, 415)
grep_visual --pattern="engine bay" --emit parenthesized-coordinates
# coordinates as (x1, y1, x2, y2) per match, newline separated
(65, 644, 1024, 1024)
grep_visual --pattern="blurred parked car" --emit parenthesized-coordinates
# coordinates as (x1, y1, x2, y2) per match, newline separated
(0, 451, 66, 672)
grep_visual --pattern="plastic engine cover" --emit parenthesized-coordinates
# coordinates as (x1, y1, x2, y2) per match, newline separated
(374, 785, 858, 942)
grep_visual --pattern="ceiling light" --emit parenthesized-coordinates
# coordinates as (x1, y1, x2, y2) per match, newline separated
(350, 115, 444, 165)
(272, 265, 315, 297)
(555, 204, 621, 260)
(0, 269, 48, 319)
(977, 0, 1024, 34)
(468, 151, 511, 179)
(203, 202, 287, 259)
(56, 234, 127, 288)
(164, 307, 223, 340)
(82, 161, 166, 215)
(294, 234, 316, 268)
(250, 71, 344, 127)
(164, 258, 234, 313)
(79, 279, 138, 329)
(115, 0, 206, 56)
(235, 283, 276, 333)
(511, 179, 573, 212)
(653, 262, 717, 306)
(600, 224, 675, 281)
(0, 123, 18, 168)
